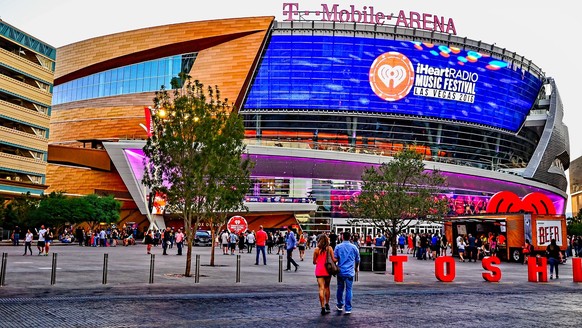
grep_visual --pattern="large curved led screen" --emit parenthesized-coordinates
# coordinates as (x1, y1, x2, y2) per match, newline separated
(244, 35, 543, 131)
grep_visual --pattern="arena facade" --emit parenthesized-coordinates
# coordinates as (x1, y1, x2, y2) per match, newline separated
(47, 16, 569, 235)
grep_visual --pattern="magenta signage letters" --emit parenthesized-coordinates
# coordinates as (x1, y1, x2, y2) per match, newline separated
(282, 3, 457, 35)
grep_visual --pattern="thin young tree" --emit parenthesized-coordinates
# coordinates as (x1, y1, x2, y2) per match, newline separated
(343, 149, 449, 259)
(142, 79, 252, 276)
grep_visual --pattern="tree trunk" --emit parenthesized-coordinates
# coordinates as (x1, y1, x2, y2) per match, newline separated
(185, 237, 193, 277)
(210, 221, 216, 266)
(390, 225, 398, 275)
(184, 214, 194, 277)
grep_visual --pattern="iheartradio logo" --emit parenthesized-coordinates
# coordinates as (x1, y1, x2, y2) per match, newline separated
(378, 64, 407, 88)
(486, 191, 556, 215)
(369, 52, 414, 101)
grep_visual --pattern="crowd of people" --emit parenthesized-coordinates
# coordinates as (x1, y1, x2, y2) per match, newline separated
(143, 227, 185, 255)
(216, 228, 322, 259)
(9, 224, 141, 256)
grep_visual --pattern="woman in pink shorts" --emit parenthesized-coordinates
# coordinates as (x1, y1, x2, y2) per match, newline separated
(313, 234, 336, 315)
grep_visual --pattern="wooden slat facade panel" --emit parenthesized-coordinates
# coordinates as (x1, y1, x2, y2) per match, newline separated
(191, 29, 270, 108)
(55, 17, 274, 80)
(46, 164, 128, 195)
(50, 103, 151, 143)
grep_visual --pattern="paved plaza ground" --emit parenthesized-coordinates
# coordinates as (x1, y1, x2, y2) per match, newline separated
(0, 242, 581, 327)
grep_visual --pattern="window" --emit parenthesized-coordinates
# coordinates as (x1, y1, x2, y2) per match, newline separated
(53, 53, 197, 105)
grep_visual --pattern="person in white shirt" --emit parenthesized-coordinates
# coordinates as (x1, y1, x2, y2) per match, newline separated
(246, 231, 256, 253)
(220, 230, 230, 255)
(23, 229, 33, 256)
(36, 225, 46, 256)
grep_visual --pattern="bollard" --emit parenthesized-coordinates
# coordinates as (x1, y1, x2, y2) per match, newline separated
(195, 254, 200, 283)
(278, 255, 283, 283)
(355, 270, 358, 282)
(102, 253, 109, 285)
(0, 253, 7, 287)
(50, 253, 57, 285)
(236, 255, 241, 283)
(149, 254, 155, 284)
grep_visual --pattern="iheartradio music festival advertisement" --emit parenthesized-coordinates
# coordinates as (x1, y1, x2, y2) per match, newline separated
(244, 35, 542, 132)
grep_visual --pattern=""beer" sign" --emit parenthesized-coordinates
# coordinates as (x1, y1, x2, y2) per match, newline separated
(536, 220, 562, 246)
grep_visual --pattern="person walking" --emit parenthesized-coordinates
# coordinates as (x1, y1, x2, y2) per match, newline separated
(162, 227, 171, 255)
(441, 234, 449, 256)
(13, 226, 20, 246)
(313, 234, 336, 315)
(267, 232, 274, 254)
(246, 231, 255, 254)
(457, 235, 466, 262)
(44, 227, 53, 256)
(329, 230, 338, 250)
(76, 227, 84, 246)
(522, 239, 533, 264)
(175, 228, 184, 256)
(334, 231, 360, 315)
(23, 229, 33, 255)
(466, 234, 476, 262)
(238, 232, 245, 253)
(546, 239, 563, 279)
(144, 230, 154, 254)
(99, 229, 107, 247)
(220, 230, 229, 255)
(36, 225, 48, 256)
(298, 233, 307, 261)
(284, 226, 299, 271)
(229, 231, 238, 255)
(255, 225, 267, 265)
(276, 233, 285, 255)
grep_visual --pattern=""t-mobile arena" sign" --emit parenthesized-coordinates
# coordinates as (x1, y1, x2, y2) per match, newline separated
(283, 3, 457, 35)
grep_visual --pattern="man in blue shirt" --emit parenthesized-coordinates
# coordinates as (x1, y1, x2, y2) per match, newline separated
(467, 234, 476, 262)
(334, 231, 360, 315)
(398, 234, 406, 253)
(284, 226, 299, 271)
(374, 233, 386, 247)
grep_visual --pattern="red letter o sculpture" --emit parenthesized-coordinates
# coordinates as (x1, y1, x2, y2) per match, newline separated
(435, 256, 455, 282)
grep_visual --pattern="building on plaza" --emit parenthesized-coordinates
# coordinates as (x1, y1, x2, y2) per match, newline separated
(0, 20, 55, 198)
(569, 156, 582, 217)
(47, 16, 570, 235)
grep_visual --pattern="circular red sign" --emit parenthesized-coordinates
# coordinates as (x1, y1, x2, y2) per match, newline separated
(227, 216, 248, 234)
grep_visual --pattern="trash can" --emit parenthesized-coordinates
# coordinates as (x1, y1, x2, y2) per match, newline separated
(359, 246, 373, 271)
(372, 246, 387, 271)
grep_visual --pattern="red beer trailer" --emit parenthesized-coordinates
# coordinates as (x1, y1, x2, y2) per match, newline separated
(444, 214, 567, 262)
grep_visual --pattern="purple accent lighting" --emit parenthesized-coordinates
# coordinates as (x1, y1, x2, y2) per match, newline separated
(124, 149, 565, 214)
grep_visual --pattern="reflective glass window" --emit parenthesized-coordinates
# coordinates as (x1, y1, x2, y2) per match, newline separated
(53, 53, 197, 105)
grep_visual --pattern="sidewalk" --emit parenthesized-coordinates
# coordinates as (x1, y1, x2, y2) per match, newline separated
(0, 243, 579, 298)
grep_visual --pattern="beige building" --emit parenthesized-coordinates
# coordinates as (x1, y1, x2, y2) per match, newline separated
(570, 156, 582, 216)
(0, 20, 55, 197)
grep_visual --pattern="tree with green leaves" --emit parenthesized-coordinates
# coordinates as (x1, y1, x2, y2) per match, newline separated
(27, 192, 120, 232)
(1, 192, 39, 230)
(82, 194, 122, 230)
(142, 79, 252, 276)
(567, 211, 582, 236)
(28, 192, 71, 230)
(343, 149, 449, 258)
